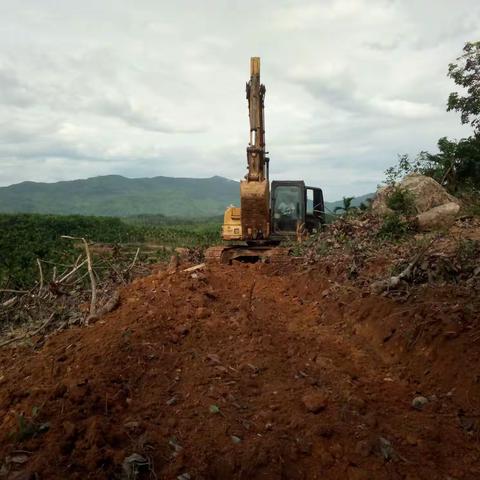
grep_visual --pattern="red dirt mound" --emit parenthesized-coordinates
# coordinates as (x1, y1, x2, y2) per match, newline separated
(1, 260, 479, 479)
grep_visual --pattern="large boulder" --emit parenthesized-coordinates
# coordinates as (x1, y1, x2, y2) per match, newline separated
(372, 174, 461, 231)
(416, 202, 460, 231)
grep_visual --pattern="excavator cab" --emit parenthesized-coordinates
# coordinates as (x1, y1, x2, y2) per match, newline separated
(271, 181, 325, 239)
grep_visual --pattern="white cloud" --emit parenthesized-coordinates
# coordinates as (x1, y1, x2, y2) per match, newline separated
(0, 0, 478, 200)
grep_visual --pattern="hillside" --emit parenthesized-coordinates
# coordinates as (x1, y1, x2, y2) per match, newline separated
(0, 175, 239, 218)
(1, 216, 479, 479)
(0, 175, 373, 218)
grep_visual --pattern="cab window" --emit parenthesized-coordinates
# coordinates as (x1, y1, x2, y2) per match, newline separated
(273, 185, 302, 232)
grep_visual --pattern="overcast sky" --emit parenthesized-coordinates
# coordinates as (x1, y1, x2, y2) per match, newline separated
(0, 0, 478, 200)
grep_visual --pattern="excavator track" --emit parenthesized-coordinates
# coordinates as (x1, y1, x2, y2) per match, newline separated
(205, 245, 291, 264)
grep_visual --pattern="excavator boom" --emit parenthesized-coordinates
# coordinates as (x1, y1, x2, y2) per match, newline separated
(246, 57, 267, 182)
(240, 57, 270, 241)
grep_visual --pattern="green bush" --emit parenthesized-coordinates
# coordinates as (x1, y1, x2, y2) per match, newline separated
(377, 213, 413, 240)
(385, 187, 417, 216)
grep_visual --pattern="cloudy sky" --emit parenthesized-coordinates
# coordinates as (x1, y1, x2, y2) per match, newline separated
(0, 0, 478, 200)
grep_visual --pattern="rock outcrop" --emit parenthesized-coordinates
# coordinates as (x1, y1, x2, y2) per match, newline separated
(372, 174, 461, 231)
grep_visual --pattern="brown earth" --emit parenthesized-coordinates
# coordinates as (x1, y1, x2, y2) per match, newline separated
(1, 237, 480, 479)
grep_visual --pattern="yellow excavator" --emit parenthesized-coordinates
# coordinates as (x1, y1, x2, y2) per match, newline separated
(206, 57, 325, 263)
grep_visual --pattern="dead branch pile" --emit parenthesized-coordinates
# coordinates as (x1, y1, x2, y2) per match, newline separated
(0, 239, 152, 348)
(301, 214, 385, 266)
(300, 214, 480, 294)
(379, 238, 480, 290)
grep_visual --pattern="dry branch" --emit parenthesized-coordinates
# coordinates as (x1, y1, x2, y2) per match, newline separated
(87, 290, 121, 323)
(1, 238, 152, 346)
(0, 313, 55, 348)
(58, 259, 87, 284)
(127, 247, 140, 272)
(182, 263, 206, 273)
(61, 236, 97, 317)
(36, 258, 44, 291)
(371, 238, 436, 294)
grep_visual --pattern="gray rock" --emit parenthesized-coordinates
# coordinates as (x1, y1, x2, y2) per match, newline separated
(411, 395, 429, 410)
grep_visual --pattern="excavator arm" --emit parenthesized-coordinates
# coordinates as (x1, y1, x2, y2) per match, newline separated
(239, 57, 270, 241)
(246, 57, 267, 182)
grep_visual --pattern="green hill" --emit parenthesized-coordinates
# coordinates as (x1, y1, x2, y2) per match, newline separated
(0, 175, 240, 218)
(0, 175, 374, 218)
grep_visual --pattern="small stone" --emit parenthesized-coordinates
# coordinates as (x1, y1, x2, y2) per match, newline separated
(411, 396, 429, 410)
(166, 396, 177, 406)
(302, 392, 328, 413)
(231, 435, 242, 444)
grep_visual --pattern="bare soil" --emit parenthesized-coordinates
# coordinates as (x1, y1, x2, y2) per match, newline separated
(1, 232, 480, 479)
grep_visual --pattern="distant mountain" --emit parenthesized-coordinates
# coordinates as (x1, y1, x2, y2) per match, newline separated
(325, 193, 375, 213)
(0, 175, 374, 218)
(0, 175, 240, 218)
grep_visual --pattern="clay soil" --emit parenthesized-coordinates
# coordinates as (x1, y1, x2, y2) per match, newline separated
(1, 252, 480, 479)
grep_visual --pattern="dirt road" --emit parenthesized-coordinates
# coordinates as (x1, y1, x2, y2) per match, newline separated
(1, 261, 479, 479)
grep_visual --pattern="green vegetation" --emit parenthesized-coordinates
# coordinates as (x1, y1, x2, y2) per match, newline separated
(0, 171, 369, 220)
(447, 41, 480, 135)
(334, 196, 357, 215)
(386, 41, 480, 197)
(377, 213, 413, 241)
(0, 175, 240, 217)
(385, 187, 417, 216)
(0, 213, 220, 289)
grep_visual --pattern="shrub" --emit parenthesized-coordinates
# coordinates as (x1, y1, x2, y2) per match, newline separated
(377, 213, 413, 240)
(385, 187, 417, 216)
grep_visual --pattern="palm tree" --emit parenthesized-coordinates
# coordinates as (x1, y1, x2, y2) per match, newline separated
(334, 196, 356, 214)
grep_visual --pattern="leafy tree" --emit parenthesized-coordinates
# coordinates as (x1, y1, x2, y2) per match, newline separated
(385, 136, 480, 193)
(447, 41, 480, 134)
(385, 41, 480, 194)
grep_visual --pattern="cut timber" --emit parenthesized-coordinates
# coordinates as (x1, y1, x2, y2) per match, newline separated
(205, 245, 291, 264)
(182, 263, 206, 273)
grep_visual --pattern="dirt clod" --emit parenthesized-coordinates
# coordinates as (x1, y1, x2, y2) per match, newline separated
(302, 391, 328, 413)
